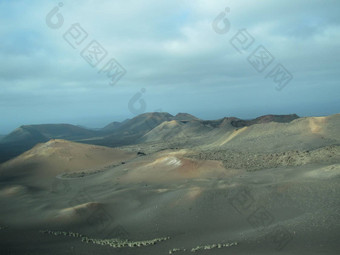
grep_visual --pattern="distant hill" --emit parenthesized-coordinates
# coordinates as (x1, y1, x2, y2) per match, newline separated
(101, 121, 122, 132)
(101, 119, 130, 133)
(140, 114, 301, 145)
(1, 124, 95, 144)
(86, 112, 175, 147)
(209, 114, 340, 153)
(116, 112, 174, 134)
(1, 126, 48, 144)
(173, 113, 199, 121)
(140, 119, 213, 143)
(230, 114, 299, 127)
(0, 112, 302, 163)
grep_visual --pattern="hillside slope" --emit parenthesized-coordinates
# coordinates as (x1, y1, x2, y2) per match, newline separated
(0, 139, 136, 186)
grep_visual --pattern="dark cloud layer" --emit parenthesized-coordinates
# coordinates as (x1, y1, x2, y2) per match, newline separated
(0, 0, 339, 133)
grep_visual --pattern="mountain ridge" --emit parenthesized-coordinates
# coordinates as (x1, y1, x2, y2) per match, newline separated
(0, 112, 304, 163)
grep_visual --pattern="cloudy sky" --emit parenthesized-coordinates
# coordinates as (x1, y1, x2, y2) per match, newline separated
(0, 0, 339, 133)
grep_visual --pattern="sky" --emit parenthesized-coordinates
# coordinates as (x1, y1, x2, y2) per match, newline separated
(0, 0, 339, 134)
